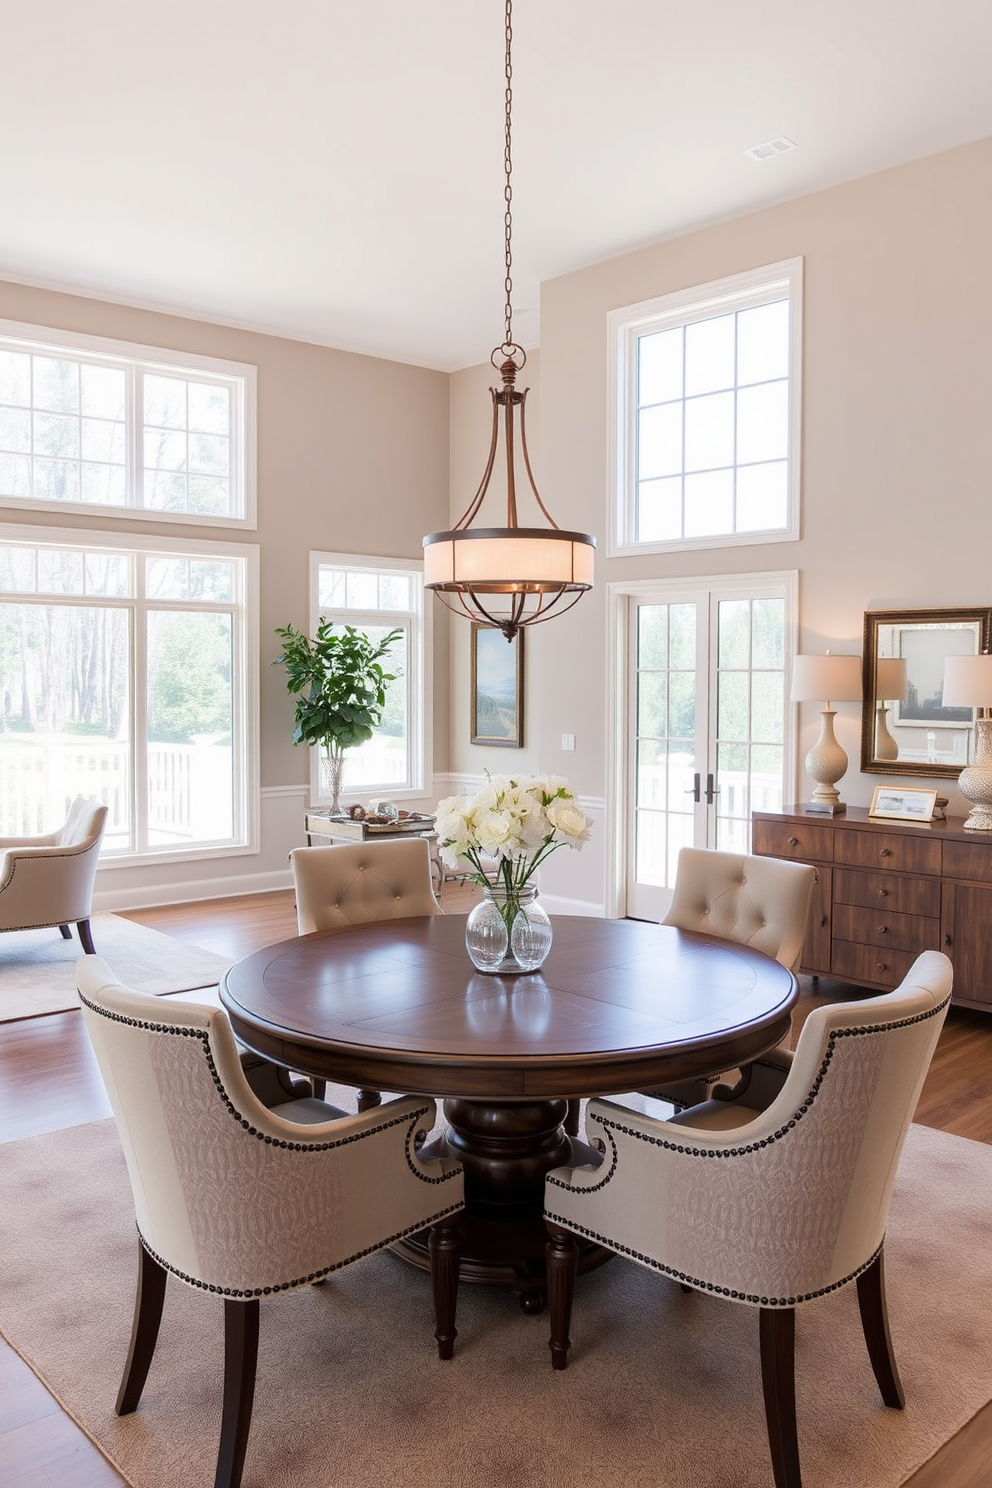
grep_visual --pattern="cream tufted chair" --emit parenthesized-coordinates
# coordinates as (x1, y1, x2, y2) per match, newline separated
(291, 836, 442, 933)
(77, 955, 464, 1488)
(544, 950, 952, 1488)
(0, 797, 108, 954)
(640, 846, 818, 1113)
(291, 837, 443, 1107)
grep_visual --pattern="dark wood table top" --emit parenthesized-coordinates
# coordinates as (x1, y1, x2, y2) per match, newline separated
(220, 914, 798, 1101)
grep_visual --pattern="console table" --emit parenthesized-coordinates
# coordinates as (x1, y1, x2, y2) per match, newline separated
(752, 806, 992, 1011)
(303, 811, 444, 896)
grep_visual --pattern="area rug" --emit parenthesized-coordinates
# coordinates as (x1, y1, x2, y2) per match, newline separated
(0, 915, 232, 1022)
(0, 1120, 990, 1488)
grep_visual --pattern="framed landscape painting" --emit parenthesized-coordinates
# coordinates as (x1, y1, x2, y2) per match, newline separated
(471, 625, 524, 747)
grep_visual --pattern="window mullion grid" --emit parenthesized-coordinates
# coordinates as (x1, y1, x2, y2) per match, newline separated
(130, 366, 143, 511)
(132, 555, 148, 853)
(680, 327, 688, 540)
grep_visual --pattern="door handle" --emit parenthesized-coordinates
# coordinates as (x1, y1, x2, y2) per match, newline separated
(685, 772, 701, 803)
(705, 772, 719, 804)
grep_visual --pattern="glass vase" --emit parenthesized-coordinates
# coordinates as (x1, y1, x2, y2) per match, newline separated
(464, 883, 553, 974)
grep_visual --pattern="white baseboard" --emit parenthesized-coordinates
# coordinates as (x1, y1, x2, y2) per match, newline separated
(539, 894, 606, 918)
(95, 866, 294, 913)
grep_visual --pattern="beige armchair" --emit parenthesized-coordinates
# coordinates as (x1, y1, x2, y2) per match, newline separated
(291, 837, 443, 1108)
(644, 845, 818, 1111)
(544, 949, 953, 1488)
(77, 955, 464, 1488)
(0, 797, 108, 953)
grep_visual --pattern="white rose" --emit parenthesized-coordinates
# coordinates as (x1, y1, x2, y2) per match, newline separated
(474, 808, 524, 858)
(545, 796, 591, 843)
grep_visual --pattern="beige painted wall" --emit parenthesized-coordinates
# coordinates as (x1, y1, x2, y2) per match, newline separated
(459, 134, 992, 912)
(0, 280, 450, 905)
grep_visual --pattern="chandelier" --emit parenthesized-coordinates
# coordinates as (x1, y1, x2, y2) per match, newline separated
(423, 0, 596, 642)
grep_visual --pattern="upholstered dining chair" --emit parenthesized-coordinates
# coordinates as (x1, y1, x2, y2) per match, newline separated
(641, 845, 818, 1112)
(291, 836, 443, 1107)
(291, 836, 442, 933)
(0, 797, 108, 953)
(543, 949, 953, 1488)
(77, 955, 464, 1488)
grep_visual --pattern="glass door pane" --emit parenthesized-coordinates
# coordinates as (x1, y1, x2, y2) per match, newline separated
(714, 595, 785, 851)
(628, 599, 705, 920)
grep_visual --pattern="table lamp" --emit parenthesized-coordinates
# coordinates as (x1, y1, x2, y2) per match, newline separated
(791, 653, 863, 815)
(942, 654, 992, 831)
(874, 657, 908, 762)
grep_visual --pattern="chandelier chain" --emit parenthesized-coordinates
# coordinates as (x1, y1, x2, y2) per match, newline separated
(503, 0, 514, 352)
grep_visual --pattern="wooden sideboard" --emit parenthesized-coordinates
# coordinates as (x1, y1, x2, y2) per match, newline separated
(752, 806, 992, 1011)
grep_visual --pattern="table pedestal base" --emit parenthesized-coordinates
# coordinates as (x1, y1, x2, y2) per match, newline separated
(394, 1096, 609, 1312)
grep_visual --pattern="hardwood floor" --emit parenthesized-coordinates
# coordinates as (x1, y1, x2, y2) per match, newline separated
(1, 889, 990, 1485)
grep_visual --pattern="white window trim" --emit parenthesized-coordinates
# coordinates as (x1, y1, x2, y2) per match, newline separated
(0, 520, 260, 865)
(309, 550, 431, 803)
(607, 257, 803, 558)
(604, 567, 799, 918)
(0, 317, 257, 530)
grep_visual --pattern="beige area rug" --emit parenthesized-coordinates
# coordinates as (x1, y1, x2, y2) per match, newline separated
(1, 1120, 990, 1488)
(0, 915, 232, 1022)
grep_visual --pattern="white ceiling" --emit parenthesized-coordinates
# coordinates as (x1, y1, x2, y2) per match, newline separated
(3, 1, 992, 372)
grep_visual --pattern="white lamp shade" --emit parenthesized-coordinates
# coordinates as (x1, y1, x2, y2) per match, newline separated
(790, 654, 863, 704)
(876, 657, 908, 701)
(942, 653, 992, 707)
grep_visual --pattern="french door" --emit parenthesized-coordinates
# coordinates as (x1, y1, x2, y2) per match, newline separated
(613, 572, 796, 921)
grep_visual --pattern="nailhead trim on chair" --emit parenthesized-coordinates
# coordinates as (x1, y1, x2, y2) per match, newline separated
(549, 997, 951, 1170)
(541, 1211, 884, 1309)
(134, 1198, 465, 1300)
(0, 844, 98, 929)
(79, 989, 461, 1187)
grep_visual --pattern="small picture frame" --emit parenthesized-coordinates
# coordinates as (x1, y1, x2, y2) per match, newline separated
(868, 785, 939, 822)
(471, 624, 524, 747)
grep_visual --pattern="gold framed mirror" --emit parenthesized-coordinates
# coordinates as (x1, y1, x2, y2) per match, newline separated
(861, 606, 992, 777)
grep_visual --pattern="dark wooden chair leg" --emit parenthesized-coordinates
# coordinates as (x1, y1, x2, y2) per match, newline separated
(759, 1307, 801, 1488)
(77, 918, 96, 955)
(357, 1088, 382, 1111)
(311, 1079, 327, 1100)
(563, 1099, 580, 1137)
(215, 1298, 260, 1488)
(429, 1215, 462, 1360)
(857, 1249, 905, 1408)
(116, 1242, 168, 1415)
(59, 923, 73, 940)
(546, 1223, 578, 1370)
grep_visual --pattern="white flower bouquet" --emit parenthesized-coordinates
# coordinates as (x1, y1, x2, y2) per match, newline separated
(435, 774, 591, 904)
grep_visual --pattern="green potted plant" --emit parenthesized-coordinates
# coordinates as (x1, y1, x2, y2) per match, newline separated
(273, 620, 402, 815)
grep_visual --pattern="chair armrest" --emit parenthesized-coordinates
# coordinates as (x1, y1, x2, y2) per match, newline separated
(0, 831, 60, 849)
(0, 843, 103, 928)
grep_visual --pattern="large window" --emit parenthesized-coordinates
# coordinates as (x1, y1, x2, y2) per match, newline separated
(0, 319, 256, 527)
(610, 259, 802, 555)
(0, 525, 258, 857)
(312, 552, 428, 801)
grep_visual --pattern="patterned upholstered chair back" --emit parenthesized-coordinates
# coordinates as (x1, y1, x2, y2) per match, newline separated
(662, 846, 817, 972)
(77, 955, 461, 1294)
(291, 836, 441, 935)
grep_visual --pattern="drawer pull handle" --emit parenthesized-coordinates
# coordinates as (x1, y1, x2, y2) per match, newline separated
(944, 934, 952, 946)
(876, 962, 889, 972)
(880, 848, 892, 858)
(878, 888, 889, 898)
(820, 914, 827, 927)
(788, 836, 798, 847)
(877, 925, 888, 935)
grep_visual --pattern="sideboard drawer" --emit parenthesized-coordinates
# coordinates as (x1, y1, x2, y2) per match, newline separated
(833, 867, 940, 918)
(832, 903, 939, 955)
(751, 818, 835, 863)
(941, 839, 992, 884)
(833, 828, 941, 876)
(830, 940, 922, 990)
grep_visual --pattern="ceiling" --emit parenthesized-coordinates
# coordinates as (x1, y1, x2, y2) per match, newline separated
(2, 1, 992, 372)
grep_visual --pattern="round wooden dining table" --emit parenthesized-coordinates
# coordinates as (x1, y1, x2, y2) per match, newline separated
(220, 913, 797, 1310)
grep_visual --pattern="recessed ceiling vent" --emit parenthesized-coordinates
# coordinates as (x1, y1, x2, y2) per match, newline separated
(745, 136, 797, 161)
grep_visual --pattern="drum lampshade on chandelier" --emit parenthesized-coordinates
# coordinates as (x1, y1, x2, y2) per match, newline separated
(423, 0, 596, 642)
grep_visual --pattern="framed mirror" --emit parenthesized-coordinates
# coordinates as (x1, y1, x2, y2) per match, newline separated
(861, 607, 992, 777)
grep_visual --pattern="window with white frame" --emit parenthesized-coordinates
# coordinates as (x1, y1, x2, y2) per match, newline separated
(0, 319, 256, 527)
(313, 552, 428, 801)
(0, 525, 258, 857)
(610, 258, 802, 554)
